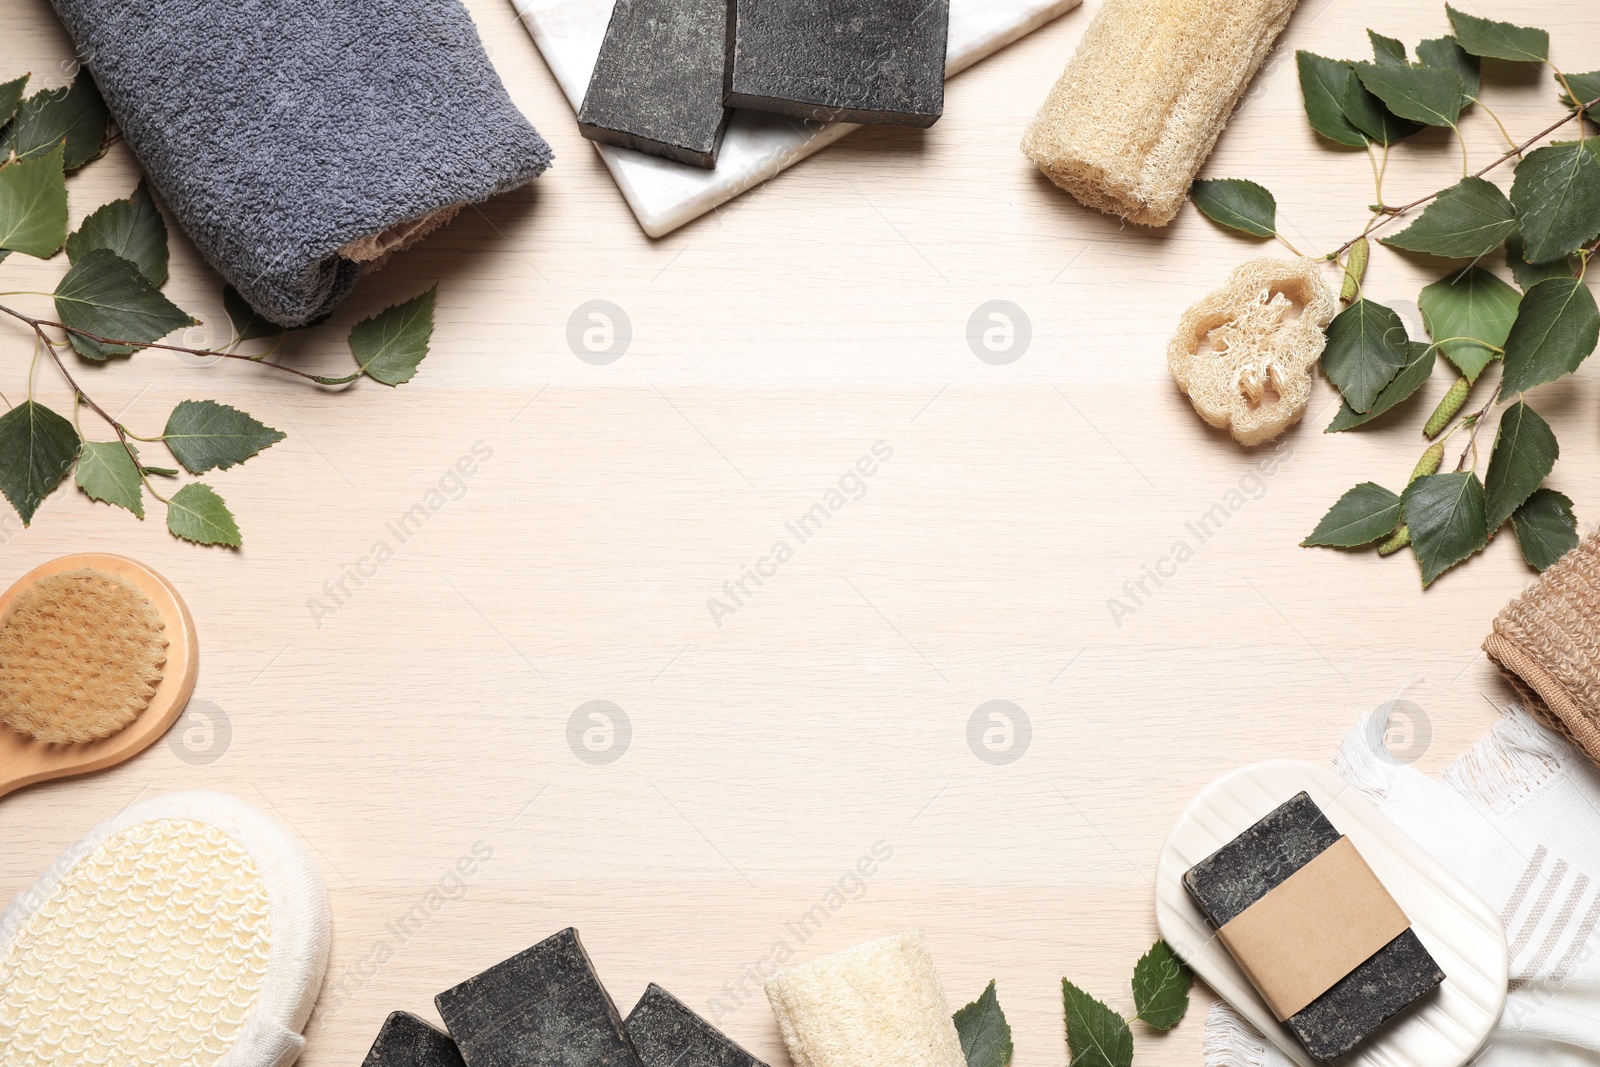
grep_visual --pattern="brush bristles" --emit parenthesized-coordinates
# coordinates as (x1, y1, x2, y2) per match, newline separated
(0, 569, 168, 744)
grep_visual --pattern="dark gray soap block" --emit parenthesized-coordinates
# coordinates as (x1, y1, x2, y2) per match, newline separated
(435, 928, 643, 1067)
(579, 0, 730, 168)
(625, 984, 768, 1067)
(361, 1011, 467, 1067)
(1184, 792, 1445, 1061)
(725, 0, 950, 127)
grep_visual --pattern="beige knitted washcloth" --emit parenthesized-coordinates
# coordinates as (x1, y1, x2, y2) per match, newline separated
(1022, 0, 1301, 227)
(1485, 530, 1600, 769)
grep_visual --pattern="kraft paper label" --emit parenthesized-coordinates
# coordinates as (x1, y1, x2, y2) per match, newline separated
(1217, 836, 1411, 1021)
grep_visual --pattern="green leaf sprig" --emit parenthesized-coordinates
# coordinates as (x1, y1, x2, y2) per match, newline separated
(1060, 940, 1192, 1067)
(1190, 4, 1599, 586)
(0, 70, 440, 546)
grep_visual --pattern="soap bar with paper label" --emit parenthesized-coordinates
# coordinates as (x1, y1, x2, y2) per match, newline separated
(1183, 792, 1444, 1060)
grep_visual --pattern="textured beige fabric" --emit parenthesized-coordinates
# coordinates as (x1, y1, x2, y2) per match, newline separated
(1486, 531, 1600, 769)
(765, 931, 966, 1067)
(1168, 258, 1335, 446)
(0, 818, 272, 1066)
(1021, 0, 1301, 227)
(0, 568, 167, 743)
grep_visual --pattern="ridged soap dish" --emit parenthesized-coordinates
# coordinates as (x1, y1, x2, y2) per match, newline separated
(1155, 760, 1507, 1067)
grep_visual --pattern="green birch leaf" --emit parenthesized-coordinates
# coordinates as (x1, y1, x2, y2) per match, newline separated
(1403, 472, 1489, 585)
(1499, 277, 1600, 394)
(1327, 341, 1436, 430)
(349, 286, 437, 385)
(1303, 482, 1402, 546)
(1353, 63, 1464, 128)
(1132, 940, 1192, 1031)
(0, 69, 110, 170)
(65, 181, 169, 287)
(1418, 267, 1521, 381)
(1509, 143, 1600, 264)
(166, 482, 240, 547)
(1446, 5, 1549, 63)
(1563, 71, 1600, 122)
(0, 400, 79, 525)
(1062, 981, 1132, 1067)
(1368, 31, 1408, 67)
(0, 73, 28, 128)
(1382, 177, 1516, 258)
(1512, 488, 1578, 571)
(1417, 36, 1480, 100)
(1296, 52, 1368, 148)
(75, 439, 143, 517)
(53, 248, 195, 360)
(954, 981, 1014, 1067)
(1322, 299, 1410, 412)
(0, 141, 66, 258)
(162, 399, 285, 474)
(1506, 235, 1576, 289)
(1343, 75, 1422, 145)
(1189, 179, 1276, 237)
(1484, 401, 1558, 529)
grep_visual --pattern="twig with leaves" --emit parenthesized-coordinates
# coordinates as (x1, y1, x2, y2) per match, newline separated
(0, 69, 438, 546)
(1060, 940, 1193, 1067)
(1189, 5, 1600, 586)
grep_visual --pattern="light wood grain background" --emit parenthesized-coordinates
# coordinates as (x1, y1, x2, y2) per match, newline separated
(2, 0, 1598, 1063)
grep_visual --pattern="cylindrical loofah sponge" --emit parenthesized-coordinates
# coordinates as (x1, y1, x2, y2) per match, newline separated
(1168, 257, 1335, 446)
(765, 931, 966, 1067)
(0, 568, 167, 743)
(1022, 0, 1301, 227)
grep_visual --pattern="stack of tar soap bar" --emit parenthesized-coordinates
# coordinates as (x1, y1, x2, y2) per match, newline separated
(362, 928, 767, 1067)
(1183, 792, 1444, 1061)
(579, 0, 950, 169)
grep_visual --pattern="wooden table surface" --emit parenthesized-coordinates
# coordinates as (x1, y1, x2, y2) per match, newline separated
(2, 0, 1598, 1063)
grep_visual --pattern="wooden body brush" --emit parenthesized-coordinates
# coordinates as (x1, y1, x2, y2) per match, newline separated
(0, 553, 198, 798)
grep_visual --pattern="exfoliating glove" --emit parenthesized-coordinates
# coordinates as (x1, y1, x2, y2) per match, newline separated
(46, 0, 553, 326)
(1485, 530, 1600, 771)
(0, 791, 331, 1067)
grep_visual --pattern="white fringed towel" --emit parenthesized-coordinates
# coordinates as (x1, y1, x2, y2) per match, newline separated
(1206, 705, 1600, 1067)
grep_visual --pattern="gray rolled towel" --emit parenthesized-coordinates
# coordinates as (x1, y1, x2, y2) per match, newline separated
(48, 0, 553, 326)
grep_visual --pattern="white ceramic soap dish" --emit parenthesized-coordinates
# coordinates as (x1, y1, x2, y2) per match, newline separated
(1155, 760, 1507, 1067)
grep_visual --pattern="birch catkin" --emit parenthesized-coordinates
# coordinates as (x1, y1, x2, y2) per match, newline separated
(1021, 0, 1302, 227)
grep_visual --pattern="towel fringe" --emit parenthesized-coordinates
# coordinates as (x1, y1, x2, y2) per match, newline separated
(1333, 704, 1406, 804)
(1443, 704, 1568, 814)
(1204, 1001, 1270, 1067)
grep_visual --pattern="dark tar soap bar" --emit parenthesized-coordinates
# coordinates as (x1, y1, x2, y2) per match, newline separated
(1184, 792, 1445, 1061)
(578, 0, 731, 168)
(625, 984, 768, 1067)
(725, 0, 950, 127)
(435, 928, 644, 1067)
(360, 1011, 467, 1067)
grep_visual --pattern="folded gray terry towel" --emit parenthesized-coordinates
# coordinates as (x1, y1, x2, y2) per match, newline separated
(48, 0, 553, 326)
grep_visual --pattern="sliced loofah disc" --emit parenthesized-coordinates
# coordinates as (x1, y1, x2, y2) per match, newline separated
(0, 568, 167, 744)
(1168, 257, 1337, 446)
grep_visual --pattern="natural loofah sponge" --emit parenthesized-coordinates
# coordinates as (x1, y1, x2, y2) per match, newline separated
(0, 568, 167, 743)
(765, 931, 966, 1067)
(1168, 257, 1336, 446)
(1022, 0, 1301, 227)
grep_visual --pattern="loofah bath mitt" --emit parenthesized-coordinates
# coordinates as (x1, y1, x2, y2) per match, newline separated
(1022, 0, 1301, 227)
(1485, 531, 1600, 769)
(0, 568, 167, 744)
(0, 791, 331, 1067)
(1168, 257, 1336, 446)
(764, 931, 966, 1067)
